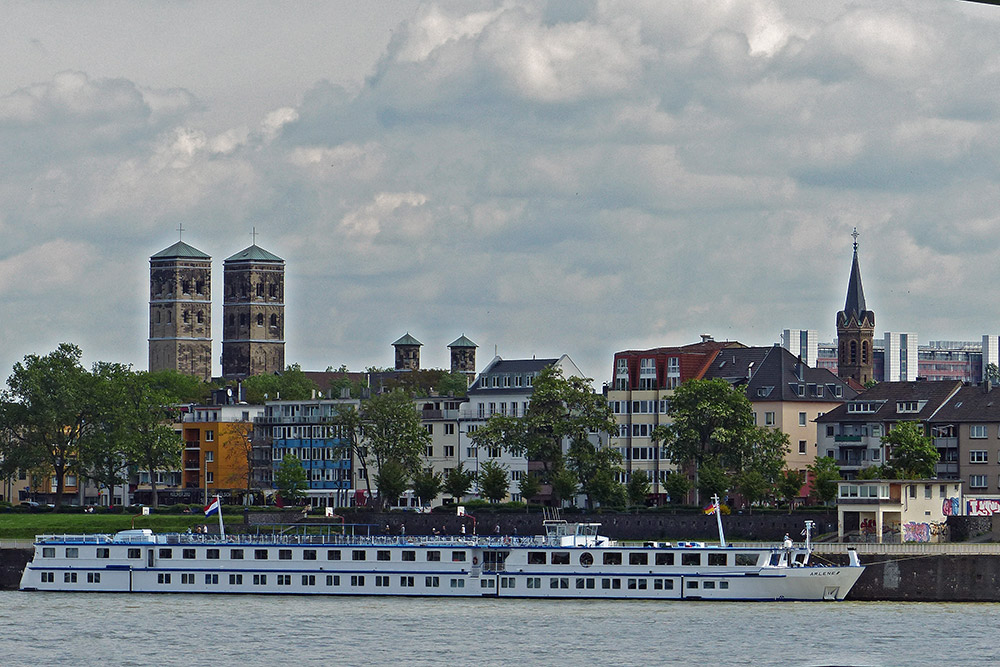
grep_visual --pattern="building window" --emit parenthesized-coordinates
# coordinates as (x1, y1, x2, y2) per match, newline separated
(205, 430, 214, 442)
(970, 450, 988, 464)
(206, 472, 214, 484)
(971, 425, 988, 439)
(798, 441, 807, 455)
(970, 474, 988, 488)
(798, 412, 807, 427)
(444, 445, 455, 458)
(764, 412, 775, 426)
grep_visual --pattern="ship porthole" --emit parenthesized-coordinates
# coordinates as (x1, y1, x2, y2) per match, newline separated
(580, 552, 593, 567)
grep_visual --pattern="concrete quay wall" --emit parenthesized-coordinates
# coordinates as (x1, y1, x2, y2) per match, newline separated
(822, 551, 1000, 602)
(0, 549, 31, 590)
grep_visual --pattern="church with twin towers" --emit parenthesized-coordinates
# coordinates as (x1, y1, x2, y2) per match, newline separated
(148, 232, 285, 382)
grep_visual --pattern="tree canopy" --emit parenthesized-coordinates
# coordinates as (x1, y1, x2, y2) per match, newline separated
(883, 421, 938, 479)
(242, 364, 318, 404)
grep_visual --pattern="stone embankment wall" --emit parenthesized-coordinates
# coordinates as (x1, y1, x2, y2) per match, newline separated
(823, 551, 1000, 602)
(0, 549, 31, 590)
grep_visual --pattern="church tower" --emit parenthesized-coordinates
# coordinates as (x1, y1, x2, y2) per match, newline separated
(448, 334, 477, 380)
(836, 229, 875, 384)
(221, 242, 285, 379)
(392, 333, 422, 371)
(148, 238, 212, 382)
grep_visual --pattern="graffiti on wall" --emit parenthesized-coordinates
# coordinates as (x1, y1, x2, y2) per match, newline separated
(942, 497, 961, 516)
(903, 522, 931, 542)
(859, 518, 877, 536)
(967, 498, 1000, 516)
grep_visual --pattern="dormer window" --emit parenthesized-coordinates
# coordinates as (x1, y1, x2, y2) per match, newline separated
(896, 401, 924, 414)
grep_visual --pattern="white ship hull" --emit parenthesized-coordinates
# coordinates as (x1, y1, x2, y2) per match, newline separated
(19, 530, 864, 602)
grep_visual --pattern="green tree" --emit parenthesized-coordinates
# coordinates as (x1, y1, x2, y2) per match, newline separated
(857, 464, 887, 480)
(517, 472, 542, 505)
(374, 459, 410, 507)
(551, 467, 579, 507)
(883, 421, 938, 479)
(411, 467, 442, 506)
(119, 371, 183, 509)
(443, 463, 476, 501)
(275, 454, 308, 504)
(696, 457, 729, 502)
(664, 471, 692, 505)
(587, 464, 625, 508)
(808, 456, 841, 504)
(735, 468, 771, 514)
(471, 367, 616, 486)
(145, 369, 211, 404)
(776, 469, 806, 512)
(568, 439, 623, 509)
(242, 364, 318, 404)
(477, 459, 509, 503)
(652, 379, 782, 503)
(626, 471, 651, 508)
(0, 344, 97, 509)
(78, 362, 134, 506)
(987, 363, 1000, 386)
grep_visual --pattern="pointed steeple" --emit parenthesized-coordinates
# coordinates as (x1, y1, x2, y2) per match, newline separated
(836, 228, 875, 384)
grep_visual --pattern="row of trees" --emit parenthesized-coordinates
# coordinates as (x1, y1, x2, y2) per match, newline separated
(0, 344, 206, 508)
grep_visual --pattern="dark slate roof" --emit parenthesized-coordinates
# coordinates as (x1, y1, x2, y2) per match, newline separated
(448, 335, 477, 348)
(469, 358, 558, 391)
(703, 345, 856, 402)
(928, 385, 1000, 423)
(393, 333, 422, 347)
(838, 246, 875, 326)
(151, 240, 210, 260)
(815, 380, 963, 423)
(225, 244, 283, 262)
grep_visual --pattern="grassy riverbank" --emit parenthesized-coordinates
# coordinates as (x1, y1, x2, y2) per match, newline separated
(0, 513, 241, 540)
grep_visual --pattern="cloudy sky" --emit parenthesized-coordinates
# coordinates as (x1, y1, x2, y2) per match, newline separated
(2, 0, 999, 384)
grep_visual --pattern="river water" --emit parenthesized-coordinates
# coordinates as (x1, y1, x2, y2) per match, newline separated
(0, 591, 995, 666)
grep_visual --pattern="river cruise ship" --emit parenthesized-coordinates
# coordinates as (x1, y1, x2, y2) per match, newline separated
(20, 518, 864, 601)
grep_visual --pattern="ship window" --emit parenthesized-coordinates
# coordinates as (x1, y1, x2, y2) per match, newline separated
(655, 553, 674, 566)
(603, 552, 622, 565)
(303, 550, 317, 561)
(580, 552, 594, 567)
(279, 549, 292, 560)
(735, 553, 759, 566)
(206, 549, 220, 559)
(302, 575, 316, 586)
(127, 548, 141, 559)
(612, 579, 622, 589)
(157, 573, 171, 584)
(64, 572, 78, 583)
(528, 552, 547, 565)
(377, 550, 391, 561)
(230, 574, 242, 585)
(352, 550, 366, 561)
(158, 548, 172, 559)
(181, 574, 195, 585)
(450, 578, 465, 589)
(681, 553, 701, 566)
(277, 575, 291, 586)
(326, 575, 340, 586)
(708, 553, 727, 566)
(425, 576, 440, 587)
(183, 549, 196, 559)
(205, 574, 219, 585)
(231, 549, 244, 560)
(452, 551, 466, 562)
(66, 548, 79, 559)
(704, 581, 716, 589)
(629, 553, 648, 566)
(96, 548, 110, 559)
(769, 554, 781, 566)
(402, 576, 416, 588)
(88, 573, 101, 584)
(720, 581, 729, 589)
(576, 578, 586, 589)
(254, 549, 269, 560)
(549, 577, 569, 589)
(686, 580, 698, 589)
(551, 552, 570, 565)
(253, 575, 267, 585)
(42, 547, 55, 558)
(526, 577, 541, 589)
(402, 550, 416, 562)
(327, 549, 341, 561)
(40, 572, 53, 583)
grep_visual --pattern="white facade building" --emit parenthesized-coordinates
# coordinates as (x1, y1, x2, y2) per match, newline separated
(782, 329, 818, 368)
(883, 332, 918, 382)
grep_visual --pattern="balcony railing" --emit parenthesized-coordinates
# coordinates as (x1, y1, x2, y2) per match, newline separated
(834, 435, 864, 443)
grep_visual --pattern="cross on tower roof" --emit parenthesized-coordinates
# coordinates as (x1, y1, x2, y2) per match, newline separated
(851, 227, 859, 251)
(177, 222, 185, 241)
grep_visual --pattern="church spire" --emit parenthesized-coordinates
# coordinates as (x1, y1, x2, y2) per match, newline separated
(836, 228, 875, 384)
(844, 227, 867, 317)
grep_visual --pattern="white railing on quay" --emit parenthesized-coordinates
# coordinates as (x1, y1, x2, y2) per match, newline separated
(812, 542, 1000, 556)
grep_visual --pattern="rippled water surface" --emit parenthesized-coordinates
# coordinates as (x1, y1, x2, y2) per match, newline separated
(1, 592, 996, 666)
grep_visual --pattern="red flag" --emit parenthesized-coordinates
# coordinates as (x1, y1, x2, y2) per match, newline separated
(275, 493, 284, 508)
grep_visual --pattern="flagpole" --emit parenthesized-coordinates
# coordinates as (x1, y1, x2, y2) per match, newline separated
(216, 495, 225, 539)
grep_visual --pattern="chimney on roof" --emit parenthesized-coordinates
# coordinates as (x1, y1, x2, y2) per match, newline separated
(701, 334, 714, 343)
